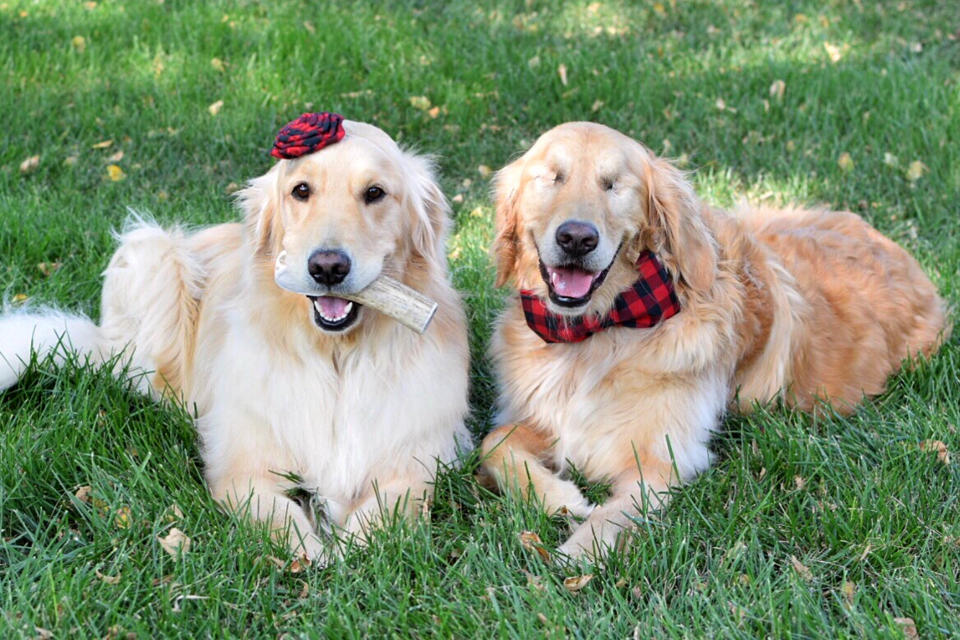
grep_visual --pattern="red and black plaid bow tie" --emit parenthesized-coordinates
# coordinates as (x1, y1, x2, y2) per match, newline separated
(519, 250, 681, 344)
(271, 112, 345, 159)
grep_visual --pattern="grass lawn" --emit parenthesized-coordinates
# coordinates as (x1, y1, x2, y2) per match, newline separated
(2, 0, 959, 636)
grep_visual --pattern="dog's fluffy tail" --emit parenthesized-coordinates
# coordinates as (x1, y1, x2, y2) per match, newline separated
(0, 308, 108, 392)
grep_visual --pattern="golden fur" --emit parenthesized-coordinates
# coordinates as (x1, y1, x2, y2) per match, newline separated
(480, 122, 948, 558)
(1, 121, 469, 561)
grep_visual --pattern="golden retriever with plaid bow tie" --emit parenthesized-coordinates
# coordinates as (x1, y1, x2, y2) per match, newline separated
(481, 122, 948, 559)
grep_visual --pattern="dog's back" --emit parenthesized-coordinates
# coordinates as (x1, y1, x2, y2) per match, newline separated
(738, 205, 948, 410)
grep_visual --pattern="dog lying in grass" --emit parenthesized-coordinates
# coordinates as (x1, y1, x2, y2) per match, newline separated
(480, 121, 948, 559)
(0, 113, 470, 561)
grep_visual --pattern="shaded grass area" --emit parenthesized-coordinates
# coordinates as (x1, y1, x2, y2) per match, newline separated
(1, 0, 958, 636)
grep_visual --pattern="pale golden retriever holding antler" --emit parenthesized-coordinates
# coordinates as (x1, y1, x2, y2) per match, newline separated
(0, 117, 469, 561)
(480, 122, 948, 559)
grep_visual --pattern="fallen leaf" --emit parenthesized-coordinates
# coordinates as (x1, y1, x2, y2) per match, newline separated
(715, 97, 726, 110)
(824, 42, 843, 62)
(115, 506, 131, 529)
(298, 580, 309, 598)
(91, 139, 113, 149)
(107, 164, 126, 181)
(451, 194, 464, 204)
(224, 182, 240, 195)
(71, 35, 86, 53)
(519, 531, 551, 561)
(106, 150, 124, 163)
(34, 628, 54, 640)
(208, 100, 224, 116)
(289, 555, 311, 573)
(95, 569, 120, 584)
(528, 55, 540, 69)
(793, 475, 806, 490)
(537, 612, 549, 624)
(36, 262, 62, 277)
(563, 574, 594, 592)
(921, 440, 951, 465)
(157, 527, 191, 557)
(12, 293, 29, 304)
(883, 152, 899, 167)
(790, 555, 813, 581)
(652, 3, 665, 16)
(557, 63, 568, 86)
(303, 21, 315, 34)
(838, 152, 854, 172)
(409, 95, 431, 110)
(477, 165, 492, 178)
(841, 580, 856, 605)
(210, 57, 225, 72)
(894, 617, 918, 640)
(906, 160, 928, 182)
(591, 99, 604, 112)
(64, 155, 78, 166)
(19, 155, 40, 173)
(427, 106, 440, 118)
(769, 79, 786, 100)
(74, 485, 92, 502)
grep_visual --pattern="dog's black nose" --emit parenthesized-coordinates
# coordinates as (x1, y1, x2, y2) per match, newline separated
(555, 221, 599, 257)
(308, 249, 351, 286)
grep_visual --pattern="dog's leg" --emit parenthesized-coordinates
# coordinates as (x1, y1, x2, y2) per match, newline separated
(480, 423, 594, 519)
(338, 473, 434, 544)
(557, 458, 675, 560)
(100, 221, 202, 398)
(210, 475, 325, 561)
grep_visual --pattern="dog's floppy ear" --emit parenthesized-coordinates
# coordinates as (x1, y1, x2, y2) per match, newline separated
(403, 151, 450, 265)
(491, 159, 524, 287)
(237, 163, 283, 255)
(643, 156, 717, 292)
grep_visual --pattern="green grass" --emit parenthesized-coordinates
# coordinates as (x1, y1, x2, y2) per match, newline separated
(1, 0, 958, 636)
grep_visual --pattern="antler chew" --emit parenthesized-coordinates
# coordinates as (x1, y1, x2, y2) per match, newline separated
(332, 276, 438, 334)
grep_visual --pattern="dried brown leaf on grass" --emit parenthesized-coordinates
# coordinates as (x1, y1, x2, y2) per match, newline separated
(789, 555, 813, 581)
(920, 440, 951, 465)
(157, 528, 191, 557)
(96, 569, 121, 585)
(563, 574, 594, 592)
(519, 531, 551, 561)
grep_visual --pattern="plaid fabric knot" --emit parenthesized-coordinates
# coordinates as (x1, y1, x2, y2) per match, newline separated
(270, 112, 346, 159)
(519, 250, 680, 344)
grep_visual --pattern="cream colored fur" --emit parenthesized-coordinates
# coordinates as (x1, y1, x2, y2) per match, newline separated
(480, 122, 948, 560)
(0, 121, 470, 562)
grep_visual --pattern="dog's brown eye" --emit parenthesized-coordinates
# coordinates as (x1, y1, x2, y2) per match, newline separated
(364, 185, 386, 204)
(292, 182, 310, 201)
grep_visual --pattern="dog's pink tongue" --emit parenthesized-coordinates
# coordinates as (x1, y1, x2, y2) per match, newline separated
(316, 296, 350, 319)
(548, 267, 595, 298)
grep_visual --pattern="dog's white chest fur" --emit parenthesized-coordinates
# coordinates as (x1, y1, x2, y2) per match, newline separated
(194, 310, 467, 515)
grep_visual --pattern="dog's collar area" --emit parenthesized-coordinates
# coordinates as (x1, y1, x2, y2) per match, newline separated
(519, 250, 680, 343)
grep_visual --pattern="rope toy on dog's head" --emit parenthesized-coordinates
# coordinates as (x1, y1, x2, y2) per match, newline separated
(270, 112, 346, 159)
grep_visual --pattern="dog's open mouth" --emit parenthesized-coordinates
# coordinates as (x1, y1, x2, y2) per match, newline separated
(540, 261, 611, 308)
(307, 295, 362, 331)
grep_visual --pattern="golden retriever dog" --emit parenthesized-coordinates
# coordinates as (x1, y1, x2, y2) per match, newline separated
(0, 117, 470, 561)
(480, 121, 948, 559)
